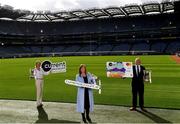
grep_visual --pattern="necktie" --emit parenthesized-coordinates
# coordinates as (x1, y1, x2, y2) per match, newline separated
(136, 65, 139, 76)
(138, 65, 141, 75)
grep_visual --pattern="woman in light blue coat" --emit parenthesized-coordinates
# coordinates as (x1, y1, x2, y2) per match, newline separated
(76, 64, 96, 123)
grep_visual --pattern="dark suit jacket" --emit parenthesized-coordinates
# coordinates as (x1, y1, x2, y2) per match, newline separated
(132, 65, 145, 87)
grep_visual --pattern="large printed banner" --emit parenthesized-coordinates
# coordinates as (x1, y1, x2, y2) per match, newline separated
(41, 60, 66, 73)
(29, 60, 66, 79)
(106, 62, 133, 78)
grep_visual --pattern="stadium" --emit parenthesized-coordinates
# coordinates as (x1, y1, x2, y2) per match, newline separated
(0, 0, 180, 123)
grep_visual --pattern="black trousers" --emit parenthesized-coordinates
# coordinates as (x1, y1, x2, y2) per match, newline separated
(81, 88, 90, 118)
(132, 83, 144, 108)
(81, 109, 90, 118)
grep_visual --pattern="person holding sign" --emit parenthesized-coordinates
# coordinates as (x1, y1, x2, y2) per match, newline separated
(76, 64, 95, 123)
(130, 58, 146, 111)
(33, 61, 50, 108)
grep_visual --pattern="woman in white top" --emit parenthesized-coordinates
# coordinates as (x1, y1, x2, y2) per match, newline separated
(33, 61, 49, 108)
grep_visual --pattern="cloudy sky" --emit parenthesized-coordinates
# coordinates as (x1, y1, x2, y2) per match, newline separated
(0, 0, 169, 12)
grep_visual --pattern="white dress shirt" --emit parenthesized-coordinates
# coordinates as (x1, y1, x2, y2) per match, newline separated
(136, 65, 141, 76)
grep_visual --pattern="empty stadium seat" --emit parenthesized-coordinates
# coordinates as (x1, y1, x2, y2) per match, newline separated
(166, 41, 180, 54)
(151, 42, 167, 53)
(53, 46, 65, 52)
(131, 42, 150, 51)
(30, 46, 42, 53)
(78, 44, 98, 52)
(42, 46, 53, 53)
(62, 45, 81, 52)
(95, 44, 113, 51)
(112, 43, 130, 51)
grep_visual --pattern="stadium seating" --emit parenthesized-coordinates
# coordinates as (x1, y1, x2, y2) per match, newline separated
(0, 40, 179, 58)
(0, 2, 179, 58)
(131, 42, 150, 51)
(166, 41, 180, 54)
(30, 46, 42, 53)
(112, 43, 131, 51)
(52, 46, 65, 52)
(62, 45, 81, 52)
(95, 44, 113, 51)
(78, 44, 98, 52)
(42, 46, 53, 53)
(0, 12, 178, 36)
(151, 42, 167, 53)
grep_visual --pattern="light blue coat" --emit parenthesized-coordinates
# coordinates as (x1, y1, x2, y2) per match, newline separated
(76, 72, 96, 113)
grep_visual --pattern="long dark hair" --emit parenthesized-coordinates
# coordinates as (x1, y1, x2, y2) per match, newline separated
(79, 64, 87, 76)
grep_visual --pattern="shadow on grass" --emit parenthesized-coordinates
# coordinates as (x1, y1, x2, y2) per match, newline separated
(136, 109, 172, 123)
(36, 106, 79, 123)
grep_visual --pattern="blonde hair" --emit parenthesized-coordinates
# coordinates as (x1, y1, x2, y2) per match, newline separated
(35, 60, 41, 67)
(135, 57, 140, 62)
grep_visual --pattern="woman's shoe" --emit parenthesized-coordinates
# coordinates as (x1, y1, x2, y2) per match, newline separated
(86, 116, 92, 123)
(82, 118, 87, 123)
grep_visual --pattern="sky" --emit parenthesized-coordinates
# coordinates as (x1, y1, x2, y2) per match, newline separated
(0, 0, 171, 12)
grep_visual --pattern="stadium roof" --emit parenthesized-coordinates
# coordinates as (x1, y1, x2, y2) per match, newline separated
(0, 2, 175, 22)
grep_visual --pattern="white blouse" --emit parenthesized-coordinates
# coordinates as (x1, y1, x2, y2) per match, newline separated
(33, 68, 49, 80)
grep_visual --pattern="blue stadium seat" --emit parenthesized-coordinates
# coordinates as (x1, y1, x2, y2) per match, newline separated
(166, 41, 180, 54)
(131, 42, 150, 51)
(112, 43, 130, 51)
(30, 46, 42, 53)
(95, 44, 113, 51)
(78, 44, 98, 52)
(63, 45, 81, 52)
(151, 42, 167, 53)
(53, 46, 65, 52)
(42, 46, 53, 53)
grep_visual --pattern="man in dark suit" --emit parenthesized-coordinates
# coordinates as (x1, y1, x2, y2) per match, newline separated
(130, 58, 146, 111)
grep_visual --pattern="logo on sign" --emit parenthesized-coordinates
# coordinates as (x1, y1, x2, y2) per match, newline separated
(41, 61, 52, 72)
(41, 60, 66, 73)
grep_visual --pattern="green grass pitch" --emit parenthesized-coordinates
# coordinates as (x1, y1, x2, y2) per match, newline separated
(0, 55, 180, 109)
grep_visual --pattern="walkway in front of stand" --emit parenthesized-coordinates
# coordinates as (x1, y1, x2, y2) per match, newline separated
(0, 100, 179, 123)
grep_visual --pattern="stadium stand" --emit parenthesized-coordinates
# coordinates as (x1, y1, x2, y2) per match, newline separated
(112, 43, 131, 51)
(151, 41, 167, 53)
(95, 44, 113, 51)
(131, 42, 150, 51)
(0, 1, 180, 58)
(166, 41, 180, 54)
(78, 44, 98, 52)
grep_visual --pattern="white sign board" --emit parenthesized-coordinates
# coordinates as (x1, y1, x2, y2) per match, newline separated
(41, 60, 66, 73)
